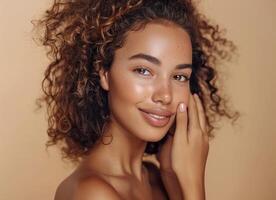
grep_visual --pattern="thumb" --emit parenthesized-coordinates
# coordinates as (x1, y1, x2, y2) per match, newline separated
(174, 102, 188, 143)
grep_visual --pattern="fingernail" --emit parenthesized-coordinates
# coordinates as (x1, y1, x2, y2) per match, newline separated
(179, 103, 186, 112)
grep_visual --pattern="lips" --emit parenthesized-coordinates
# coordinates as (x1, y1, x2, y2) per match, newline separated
(139, 108, 174, 117)
(139, 108, 173, 127)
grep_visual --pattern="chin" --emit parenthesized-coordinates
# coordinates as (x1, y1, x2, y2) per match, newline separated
(136, 122, 174, 143)
(139, 128, 169, 142)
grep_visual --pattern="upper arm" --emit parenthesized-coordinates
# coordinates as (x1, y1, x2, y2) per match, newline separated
(72, 176, 122, 200)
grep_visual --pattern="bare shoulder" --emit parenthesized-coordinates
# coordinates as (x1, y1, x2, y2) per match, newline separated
(54, 174, 122, 200)
(73, 176, 122, 200)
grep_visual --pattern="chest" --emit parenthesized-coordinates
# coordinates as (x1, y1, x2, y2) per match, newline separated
(104, 176, 168, 200)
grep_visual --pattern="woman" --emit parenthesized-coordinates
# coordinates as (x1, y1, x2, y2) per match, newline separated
(35, 0, 239, 199)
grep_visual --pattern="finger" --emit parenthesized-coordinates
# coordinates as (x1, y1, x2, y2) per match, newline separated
(187, 93, 201, 132)
(193, 93, 207, 134)
(174, 102, 188, 143)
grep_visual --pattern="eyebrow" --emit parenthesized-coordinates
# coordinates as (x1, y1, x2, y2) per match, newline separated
(128, 53, 192, 69)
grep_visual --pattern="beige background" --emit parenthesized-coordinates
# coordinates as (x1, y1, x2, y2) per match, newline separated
(0, 0, 275, 199)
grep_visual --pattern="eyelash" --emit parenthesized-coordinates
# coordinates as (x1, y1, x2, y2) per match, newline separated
(133, 67, 190, 82)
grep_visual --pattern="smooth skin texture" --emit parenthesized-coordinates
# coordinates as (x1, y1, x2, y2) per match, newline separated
(158, 93, 209, 200)
(54, 22, 209, 200)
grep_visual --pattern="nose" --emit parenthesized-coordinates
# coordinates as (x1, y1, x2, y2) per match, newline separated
(152, 79, 172, 105)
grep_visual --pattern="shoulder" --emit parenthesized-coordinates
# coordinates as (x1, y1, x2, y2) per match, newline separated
(73, 176, 122, 200)
(55, 174, 121, 200)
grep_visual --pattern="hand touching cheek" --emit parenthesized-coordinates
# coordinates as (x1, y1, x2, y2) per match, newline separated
(173, 93, 209, 183)
(157, 93, 209, 186)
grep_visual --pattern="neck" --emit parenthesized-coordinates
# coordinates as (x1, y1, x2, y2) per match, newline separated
(80, 120, 148, 182)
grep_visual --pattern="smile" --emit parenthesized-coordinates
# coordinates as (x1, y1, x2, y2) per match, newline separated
(139, 109, 170, 127)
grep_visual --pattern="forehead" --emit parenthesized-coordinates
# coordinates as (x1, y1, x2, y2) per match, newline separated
(114, 22, 192, 64)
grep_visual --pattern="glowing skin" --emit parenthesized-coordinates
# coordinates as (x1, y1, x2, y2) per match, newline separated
(78, 22, 192, 196)
(100, 22, 192, 142)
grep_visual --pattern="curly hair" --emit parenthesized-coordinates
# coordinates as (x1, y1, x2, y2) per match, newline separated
(34, 0, 239, 164)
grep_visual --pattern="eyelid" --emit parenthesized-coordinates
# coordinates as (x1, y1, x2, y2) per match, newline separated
(174, 74, 190, 82)
(133, 66, 191, 82)
(133, 66, 152, 76)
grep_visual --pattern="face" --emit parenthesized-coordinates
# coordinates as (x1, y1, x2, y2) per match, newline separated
(99, 22, 192, 142)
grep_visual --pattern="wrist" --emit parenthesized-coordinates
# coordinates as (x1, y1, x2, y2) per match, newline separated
(174, 168, 205, 185)
(176, 172, 206, 200)
(182, 182, 206, 200)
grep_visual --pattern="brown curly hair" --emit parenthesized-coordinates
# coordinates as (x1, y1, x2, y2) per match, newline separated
(34, 0, 239, 164)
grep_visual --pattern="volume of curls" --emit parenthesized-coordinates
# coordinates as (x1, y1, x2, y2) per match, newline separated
(34, 0, 239, 164)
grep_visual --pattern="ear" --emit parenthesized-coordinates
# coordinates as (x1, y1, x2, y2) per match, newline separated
(99, 68, 109, 91)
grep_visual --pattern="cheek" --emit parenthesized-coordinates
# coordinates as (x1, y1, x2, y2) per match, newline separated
(174, 85, 190, 107)
(108, 72, 150, 104)
(184, 88, 190, 105)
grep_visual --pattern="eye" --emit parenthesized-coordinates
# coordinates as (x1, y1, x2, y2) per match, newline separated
(133, 67, 151, 76)
(174, 74, 190, 82)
